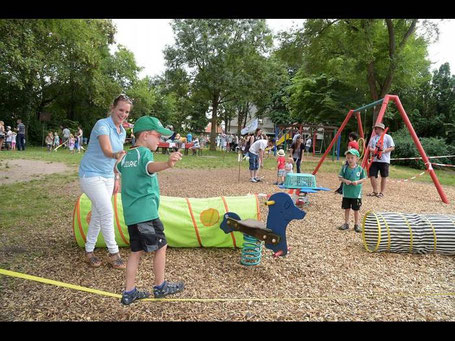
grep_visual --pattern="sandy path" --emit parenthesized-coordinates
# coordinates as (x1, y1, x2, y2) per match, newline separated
(0, 159, 75, 185)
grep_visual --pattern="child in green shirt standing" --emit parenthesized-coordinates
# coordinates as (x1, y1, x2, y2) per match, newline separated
(337, 149, 366, 233)
(116, 116, 184, 305)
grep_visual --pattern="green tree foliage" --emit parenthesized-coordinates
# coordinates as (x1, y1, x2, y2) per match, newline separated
(392, 127, 454, 169)
(1, 18, 453, 153)
(277, 19, 433, 129)
(164, 19, 274, 149)
(0, 19, 143, 144)
(398, 63, 455, 146)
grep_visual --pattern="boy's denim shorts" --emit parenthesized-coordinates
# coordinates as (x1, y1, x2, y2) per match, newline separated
(248, 152, 259, 170)
(127, 218, 167, 252)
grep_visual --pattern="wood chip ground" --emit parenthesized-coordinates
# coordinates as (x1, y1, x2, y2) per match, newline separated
(1, 166, 454, 321)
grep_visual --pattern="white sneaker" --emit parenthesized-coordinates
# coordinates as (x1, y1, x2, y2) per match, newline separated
(254, 177, 262, 182)
(250, 178, 258, 183)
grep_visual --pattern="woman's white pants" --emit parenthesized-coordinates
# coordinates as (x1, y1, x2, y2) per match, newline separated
(79, 176, 119, 254)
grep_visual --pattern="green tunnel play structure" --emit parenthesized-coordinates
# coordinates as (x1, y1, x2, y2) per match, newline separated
(73, 193, 262, 249)
(362, 211, 455, 254)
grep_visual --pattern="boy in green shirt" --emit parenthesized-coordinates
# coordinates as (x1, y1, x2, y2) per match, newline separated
(115, 116, 184, 305)
(337, 149, 366, 233)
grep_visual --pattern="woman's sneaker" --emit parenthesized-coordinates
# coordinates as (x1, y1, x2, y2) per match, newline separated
(153, 281, 184, 298)
(354, 224, 362, 233)
(121, 288, 150, 305)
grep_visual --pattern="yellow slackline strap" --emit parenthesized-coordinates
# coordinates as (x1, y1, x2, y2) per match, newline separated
(1, 268, 455, 303)
(0, 268, 121, 299)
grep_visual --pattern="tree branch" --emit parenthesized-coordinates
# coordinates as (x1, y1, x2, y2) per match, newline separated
(317, 19, 341, 36)
(399, 19, 418, 49)
(385, 19, 396, 59)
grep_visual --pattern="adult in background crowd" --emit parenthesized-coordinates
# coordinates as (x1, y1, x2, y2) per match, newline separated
(0, 121, 5, 151)
(78, 94, 132, 269)
(367, 123, 395, 198)
(62, 126, 71, 148)
(76, 126, 83, 153)
(253, 128, 263, 142)
(290, 134, 305, 173)
(15, 119, 26, 151)
(248, 137, 275, 183)
(305, 136, 312, 154)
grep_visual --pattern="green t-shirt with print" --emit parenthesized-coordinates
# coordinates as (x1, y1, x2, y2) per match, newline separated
(338, 164, 366, 199)
(116, 146, 160, 226)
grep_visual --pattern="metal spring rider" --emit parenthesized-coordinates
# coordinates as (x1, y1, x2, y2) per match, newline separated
(220, 192, 306, 266)
(241, 234, 263, 266)
(220, 195, 297, 266)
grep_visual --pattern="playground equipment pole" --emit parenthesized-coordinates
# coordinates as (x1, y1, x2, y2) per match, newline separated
(313, 99, 384, 175)
(356, 112, 364, 138)
(313, 110, 355, 175)
(361, 97, 390, 169)
(312, 130, 316, 156)
(389, 95, 449, 204)
(313, 95, 448, 204)
(336, 133, 341, 161)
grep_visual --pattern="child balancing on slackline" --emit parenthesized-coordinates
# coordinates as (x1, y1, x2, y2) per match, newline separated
(115, 116, 184, 305)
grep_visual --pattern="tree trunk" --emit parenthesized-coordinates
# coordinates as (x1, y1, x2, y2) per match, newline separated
(209, 93, 219, 151)
(367, 19, 417, 125)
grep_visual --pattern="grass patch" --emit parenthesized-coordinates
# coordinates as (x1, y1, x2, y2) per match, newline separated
(1, 146, 453, 186)
(0, 172, 77, 230)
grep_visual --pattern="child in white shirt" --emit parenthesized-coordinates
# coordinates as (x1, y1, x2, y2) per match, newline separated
(285, 157, 294, 177)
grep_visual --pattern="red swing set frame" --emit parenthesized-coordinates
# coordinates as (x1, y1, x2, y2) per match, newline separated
(312, 94, 449, 204)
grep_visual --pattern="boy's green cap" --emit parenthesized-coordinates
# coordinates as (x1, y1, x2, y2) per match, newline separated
(133, 116, 173, 136)
(345, 149, 360, 157)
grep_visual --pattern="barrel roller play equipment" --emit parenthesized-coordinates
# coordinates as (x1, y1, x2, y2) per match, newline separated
(73, 193, 262, 249)
(362, 211, 455, 255)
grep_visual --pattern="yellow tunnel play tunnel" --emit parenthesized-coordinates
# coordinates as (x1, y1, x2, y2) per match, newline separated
(73, 193, 262, 249)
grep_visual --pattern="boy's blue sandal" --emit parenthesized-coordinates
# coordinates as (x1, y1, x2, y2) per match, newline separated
(153, 281, 184, 298)
(121, 288, 150, 305)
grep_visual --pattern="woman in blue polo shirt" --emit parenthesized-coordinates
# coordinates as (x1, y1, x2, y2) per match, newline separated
(79, 94, 132, 269)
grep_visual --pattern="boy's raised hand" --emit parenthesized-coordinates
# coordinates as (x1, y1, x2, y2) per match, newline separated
(167, 151, 183, 168)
